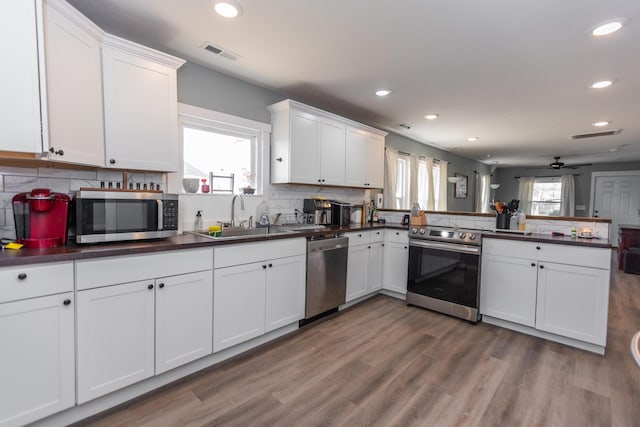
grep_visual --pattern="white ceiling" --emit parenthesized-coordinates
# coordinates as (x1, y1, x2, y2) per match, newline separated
(67, 0, 640, 167)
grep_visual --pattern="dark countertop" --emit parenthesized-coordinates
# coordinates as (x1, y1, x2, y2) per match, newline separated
(0, 222, 407, 267)
(482, 231, 612, 248)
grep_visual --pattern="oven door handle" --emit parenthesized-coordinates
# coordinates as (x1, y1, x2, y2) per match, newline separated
(409, 239, 480, 255)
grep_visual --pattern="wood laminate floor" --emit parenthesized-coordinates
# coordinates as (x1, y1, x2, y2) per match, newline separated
(79, 254, 640, 427)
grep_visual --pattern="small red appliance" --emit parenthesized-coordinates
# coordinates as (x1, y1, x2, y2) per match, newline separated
(12, 188, 70, 248)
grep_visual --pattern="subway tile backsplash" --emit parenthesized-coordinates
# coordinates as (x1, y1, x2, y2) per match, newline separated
(0, 165, 168, 240)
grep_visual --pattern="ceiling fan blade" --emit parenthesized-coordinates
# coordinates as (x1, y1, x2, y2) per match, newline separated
(566, 163, 592, 167)
(563, 165, 579, 169)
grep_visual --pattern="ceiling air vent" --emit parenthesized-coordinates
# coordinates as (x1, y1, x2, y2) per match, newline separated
(202, 43, 240, 61)
(571, 129, 622, 140)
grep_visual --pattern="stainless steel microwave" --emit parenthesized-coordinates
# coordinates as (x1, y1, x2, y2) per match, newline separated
(74, 190, 178, 244)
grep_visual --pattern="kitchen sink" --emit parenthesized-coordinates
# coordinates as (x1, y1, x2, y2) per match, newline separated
(188, 227, 293, 239)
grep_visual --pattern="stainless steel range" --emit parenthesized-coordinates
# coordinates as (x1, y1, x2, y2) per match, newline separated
(406, 226, 482, 323)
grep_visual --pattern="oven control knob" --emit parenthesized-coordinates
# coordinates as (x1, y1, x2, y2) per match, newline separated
(411, 228, 418, 234)
(459, 232, 466, 239)
(469, 234, 476, 240)
(419, 229, 426, 235)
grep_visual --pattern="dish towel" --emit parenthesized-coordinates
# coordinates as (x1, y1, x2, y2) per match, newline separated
(632, 331, 640, 368)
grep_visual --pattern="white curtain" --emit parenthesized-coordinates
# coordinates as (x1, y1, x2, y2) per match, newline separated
(475, 174, 491, 213)
(425, 157, 435, 210)
(437, 161, 448, 211)
(517, 177, 535, 215)
(409, 156, 419, 208)
(384, 149, 399, 209)
(560, 175, 575, 216)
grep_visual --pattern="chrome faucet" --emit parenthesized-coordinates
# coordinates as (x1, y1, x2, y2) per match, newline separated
(231, 195, 245, 227)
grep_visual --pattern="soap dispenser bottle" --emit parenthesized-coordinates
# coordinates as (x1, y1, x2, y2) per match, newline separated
(194, 210, 204, 232)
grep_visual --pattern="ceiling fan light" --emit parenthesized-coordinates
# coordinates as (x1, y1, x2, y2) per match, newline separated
(425, 114, 439, 120)
(213, 1, 242, 18)
(375, 89, 391, 97)
(593, 121, 610, 127)
(490, 184, 500, 190)
(467, 137, 479, 142)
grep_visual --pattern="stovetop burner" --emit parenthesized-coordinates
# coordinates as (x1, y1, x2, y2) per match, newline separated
(409, 226, 482, 246)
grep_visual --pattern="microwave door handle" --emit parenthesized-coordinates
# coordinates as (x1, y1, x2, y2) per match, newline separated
(157, 200, 164, 230)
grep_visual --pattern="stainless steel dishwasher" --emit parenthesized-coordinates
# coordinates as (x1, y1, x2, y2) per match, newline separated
(303, 235, 349, 323)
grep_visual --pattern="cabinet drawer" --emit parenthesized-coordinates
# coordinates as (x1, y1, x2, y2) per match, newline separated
(482, 238, 610, 269)
(214, 238, 306, 269)
(77, 248, 213, 290)
(0, 262, 73, 303)
(345, 230, 371, 245)
(385, 229, 409, 244)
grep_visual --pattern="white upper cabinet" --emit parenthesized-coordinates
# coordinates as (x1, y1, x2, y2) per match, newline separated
(0, 0, 43, 154)
(42, 0, 105, 166)
(269, 99, 385, 188)
(102, 35, 184, 171)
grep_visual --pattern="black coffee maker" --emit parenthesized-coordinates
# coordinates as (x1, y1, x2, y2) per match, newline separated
(303, 199, 332, 225)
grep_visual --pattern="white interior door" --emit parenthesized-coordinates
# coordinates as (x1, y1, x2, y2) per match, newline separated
(593, 174, 640, 242)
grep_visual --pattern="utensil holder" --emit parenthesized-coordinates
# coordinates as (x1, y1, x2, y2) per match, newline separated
(496, 213, 510, 230)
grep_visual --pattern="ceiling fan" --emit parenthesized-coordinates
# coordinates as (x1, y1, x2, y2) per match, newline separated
(547, 156, 592, 170)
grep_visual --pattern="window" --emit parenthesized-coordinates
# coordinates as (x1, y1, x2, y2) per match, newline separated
(394, 156, 440, 210)
(396, 155, 409, 209)
(178, 104, 270, 195)
(531, 177, 562, 215)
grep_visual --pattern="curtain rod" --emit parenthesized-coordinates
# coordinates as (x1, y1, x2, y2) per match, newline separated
(514, 173, 581, 179)
(386, 148, 438, 162)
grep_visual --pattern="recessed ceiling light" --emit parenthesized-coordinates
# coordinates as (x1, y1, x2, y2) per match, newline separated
(425, 114, 439, 120)
(213, 1, 242, 18)
(375, 89, 391, 97)
(468, 137, 479, 142)
(592, 20, 624, 36)
(590, 80, 613, 89)
(593, 121, 610, 127)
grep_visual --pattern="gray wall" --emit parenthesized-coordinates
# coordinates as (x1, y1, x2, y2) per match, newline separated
(178, 61, 491, 212)
(494, 161, 640, 217)
(385, 133, 491, 212)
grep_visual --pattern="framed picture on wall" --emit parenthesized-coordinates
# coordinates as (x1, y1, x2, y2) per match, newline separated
(454, 173, 468, 198)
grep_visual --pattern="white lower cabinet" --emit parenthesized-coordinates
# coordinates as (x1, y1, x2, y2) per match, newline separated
(77, 281, 155, 404)
(345, 230, 385, 302)
(214, 239, 306, 352)
(382, 230, 409, 295)
(76, 249, 213, 403)
(0, 292, 75, 427)
(535, 261, 609, 345)
(480, 254, 538, 327)
(480, 237, 611, 350)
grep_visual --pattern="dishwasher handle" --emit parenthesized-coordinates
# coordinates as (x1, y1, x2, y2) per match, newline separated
(307, 237, 349, 253)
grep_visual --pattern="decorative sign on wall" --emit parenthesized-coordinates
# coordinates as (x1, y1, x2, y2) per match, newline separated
(454, 173, 468, 198)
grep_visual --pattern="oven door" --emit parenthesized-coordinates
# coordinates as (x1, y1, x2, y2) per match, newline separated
(407, 239, 480, 309)
(76, 193, 164, 243)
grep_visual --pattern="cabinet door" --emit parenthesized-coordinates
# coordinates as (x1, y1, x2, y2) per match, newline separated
(42, 1, 104, 166)
(77, 281, 155, 404)
(346, 244, 369, 302)
(368, 242, 385, 292)
(383, 242, 409, 294)
(0, 0, 42, 153)
(365, 133, 385, 189)
(319, 119, 346, 186)
(289, 109, 320, 184)
(265, 255, 306, 331)
(536, 262, 609, 346)
(102, 46, 178, 171)
(0, 293, 74, 427)
(480, 254, 538, 327)
(214, 263, 266, 352)
(155, 270, 213, 374)
(345, 127, 368, 187)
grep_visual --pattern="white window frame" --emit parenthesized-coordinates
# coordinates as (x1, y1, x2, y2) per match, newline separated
(531, 176, 562, 216)
(174, 103, 271, 196)
(396, 154, 410, 209)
